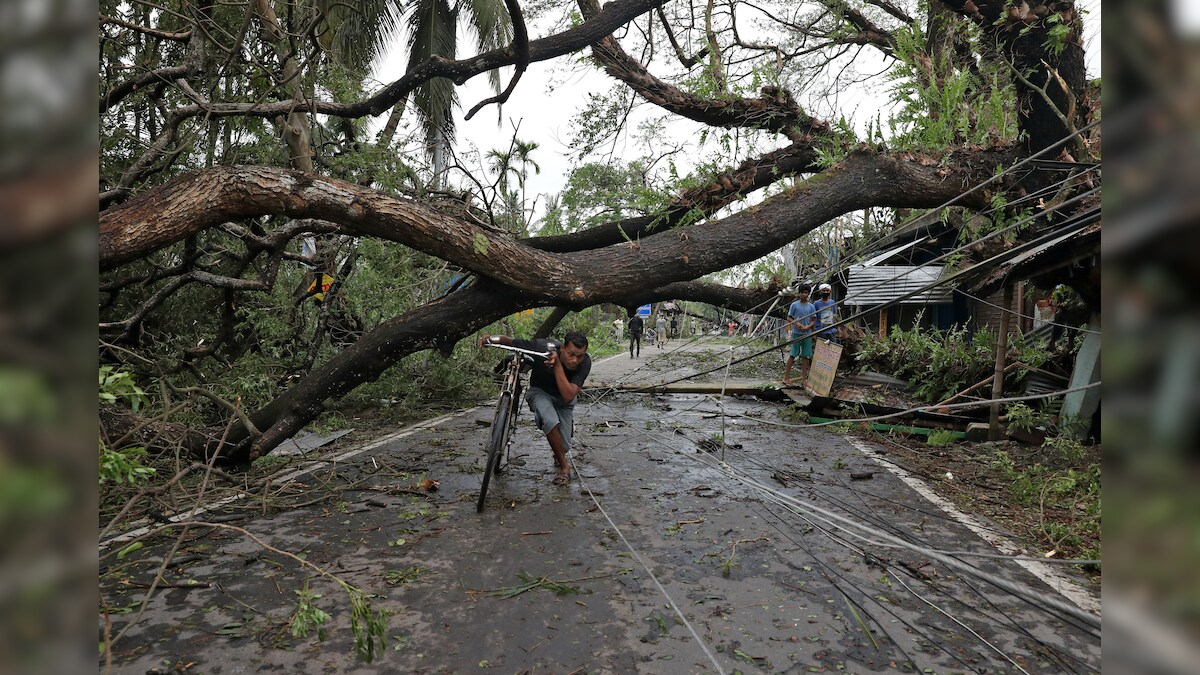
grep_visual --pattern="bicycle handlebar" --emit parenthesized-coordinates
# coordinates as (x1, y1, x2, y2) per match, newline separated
(483, 343, 551, 358)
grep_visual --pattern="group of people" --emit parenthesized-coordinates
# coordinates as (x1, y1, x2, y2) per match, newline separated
(617, 312, 679, 358)
(783, 283, 838, 386)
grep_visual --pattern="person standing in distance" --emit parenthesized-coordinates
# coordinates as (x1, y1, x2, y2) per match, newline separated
(655, 313, 668, 348)
(814, 283, 839, 343)
(628, 313, 644, 358)
(783, 286, 816, 385)
(479, 332, 591, 484)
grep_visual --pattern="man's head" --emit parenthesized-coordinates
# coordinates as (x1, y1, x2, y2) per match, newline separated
(818, 283, 831, 298)
(798, 285, 811, 300)
(560, 331, 589, 369)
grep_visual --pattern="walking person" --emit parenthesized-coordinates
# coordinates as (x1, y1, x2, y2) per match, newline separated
(478, 332, 591, 484)
(628, 314, 644, 358)
(612, 316, 624, 342)
(655, 313, 668, 348)
(783, 286, 816, 386)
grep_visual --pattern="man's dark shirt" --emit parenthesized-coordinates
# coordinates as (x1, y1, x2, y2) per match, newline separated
(511, 338, 592, 401)
(628, 316, 644, 336)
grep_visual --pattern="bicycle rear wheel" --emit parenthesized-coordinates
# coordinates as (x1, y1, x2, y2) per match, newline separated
(476, 393, 513, 513)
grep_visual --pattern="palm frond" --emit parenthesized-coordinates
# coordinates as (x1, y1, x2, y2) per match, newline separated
(461, 0, 513, 93)
(407, 0, 459, 141)
(316, 0, 408, 73)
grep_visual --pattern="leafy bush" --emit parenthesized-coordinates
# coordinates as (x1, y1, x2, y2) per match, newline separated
(855, 319, 1057, 404)
(856, 318, 995, 402)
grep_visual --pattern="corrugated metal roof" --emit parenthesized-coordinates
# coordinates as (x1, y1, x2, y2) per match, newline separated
(861, 237, 927, 267)
(845, 265, 954, 306)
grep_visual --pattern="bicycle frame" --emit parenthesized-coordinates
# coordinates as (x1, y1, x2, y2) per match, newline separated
(476, 343, 549, 513)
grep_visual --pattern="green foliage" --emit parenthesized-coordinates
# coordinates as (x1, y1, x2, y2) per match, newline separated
(539, 160, 671, 235)
(383, 566, 426, 586)
(884, 23, 1019, 151)
(289, 583, 331, 641)
(567, 87, 635, 156)
(926, 429, 959, 447)
(0, 466, 70, 530)
(99, 366, 147, 412)
(99, 366, 156, 485)
(288, 582, 387, 662)
(1005, 402, 1038, 432)
(991, 440, 1100, 557)
(856, 319, 994, 402)
(856, 318, 1057, 404)
(99, 443, 156, 486)
(348, 589, 389, 662)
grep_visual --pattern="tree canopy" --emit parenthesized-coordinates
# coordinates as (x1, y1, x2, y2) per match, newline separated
(99, 0, 1099, 463)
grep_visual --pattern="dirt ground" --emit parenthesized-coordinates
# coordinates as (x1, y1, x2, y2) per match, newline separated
(99, 340, 1100, 674)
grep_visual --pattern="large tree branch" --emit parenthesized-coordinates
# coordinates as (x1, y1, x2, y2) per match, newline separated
(581, 0, 832, 143)
(100, 65, 192, 113)
(526, 140, 824, 252)
(622, 280, 786, 316)
(101, 147, 1015, 305)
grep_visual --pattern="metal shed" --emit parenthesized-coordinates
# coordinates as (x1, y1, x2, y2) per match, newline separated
(844, 264, 954, 306)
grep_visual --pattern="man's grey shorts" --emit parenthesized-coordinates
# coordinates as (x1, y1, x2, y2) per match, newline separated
(525, 387, 574, 448)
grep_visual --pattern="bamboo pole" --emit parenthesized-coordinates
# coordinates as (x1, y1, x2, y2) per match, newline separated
(988, 285, 1014, 440)
(936, 361, 1023, 407)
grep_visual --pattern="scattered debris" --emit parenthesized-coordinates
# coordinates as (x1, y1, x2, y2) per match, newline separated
(273, 429, 354, 457)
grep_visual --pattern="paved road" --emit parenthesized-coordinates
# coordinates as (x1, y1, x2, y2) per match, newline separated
(101, 339, 1100, 674)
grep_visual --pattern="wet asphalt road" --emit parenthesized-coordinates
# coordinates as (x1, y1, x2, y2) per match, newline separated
(101, 338, 1100, 674)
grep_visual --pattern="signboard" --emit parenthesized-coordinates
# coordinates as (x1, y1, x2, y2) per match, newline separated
(307, 273, 334, 302)
(636, 304, 652, 317)
(805, 339, 843, 397)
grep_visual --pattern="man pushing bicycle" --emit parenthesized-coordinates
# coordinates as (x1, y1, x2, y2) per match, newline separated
(479, 331, 591, 484)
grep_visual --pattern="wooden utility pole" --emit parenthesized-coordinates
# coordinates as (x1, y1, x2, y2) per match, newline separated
(989, 284, 1014, 440)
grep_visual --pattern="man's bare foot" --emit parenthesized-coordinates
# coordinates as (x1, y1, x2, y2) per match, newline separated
(552, 471, 573, 485)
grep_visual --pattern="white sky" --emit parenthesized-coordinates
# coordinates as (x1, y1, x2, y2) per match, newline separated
(371, 2, 1101, 221)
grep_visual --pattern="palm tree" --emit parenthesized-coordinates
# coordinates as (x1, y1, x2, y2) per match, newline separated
(485, 148, 519, 195)
(512, 139, 540, 229)
(405, 0, 513, 185)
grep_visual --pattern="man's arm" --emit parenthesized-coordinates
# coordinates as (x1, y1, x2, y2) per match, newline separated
(478, 334, 512, 347)
(546, 352, 581, 403)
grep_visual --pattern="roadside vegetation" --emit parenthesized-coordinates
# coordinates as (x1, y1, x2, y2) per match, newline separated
(838, 319, 1100, 573)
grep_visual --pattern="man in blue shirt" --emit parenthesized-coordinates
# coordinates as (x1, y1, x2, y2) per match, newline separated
(784, 286, 816, 385)
(479, 332, 591, 484)
(813, 283, 839, 343)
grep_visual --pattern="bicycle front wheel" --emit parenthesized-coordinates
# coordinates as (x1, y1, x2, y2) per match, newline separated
(477, 393, 513, 513)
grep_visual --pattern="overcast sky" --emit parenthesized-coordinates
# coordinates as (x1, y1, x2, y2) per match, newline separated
(370, 2, 1101, 222)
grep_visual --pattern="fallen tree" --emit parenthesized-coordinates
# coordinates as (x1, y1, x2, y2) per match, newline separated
(99, 0, 1097, 465)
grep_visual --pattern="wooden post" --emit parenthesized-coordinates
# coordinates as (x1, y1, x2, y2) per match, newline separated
(989, 285, 1014, 440)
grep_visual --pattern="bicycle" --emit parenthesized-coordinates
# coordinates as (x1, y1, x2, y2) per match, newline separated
(477, 342, 551, 513)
